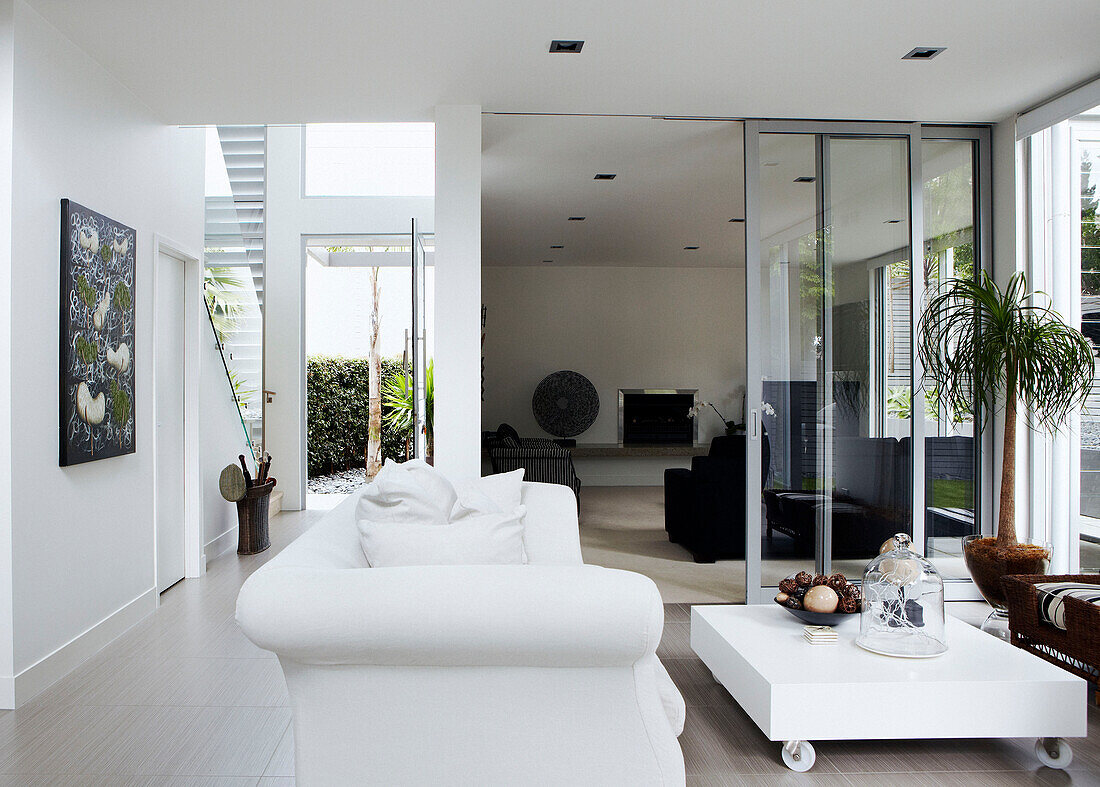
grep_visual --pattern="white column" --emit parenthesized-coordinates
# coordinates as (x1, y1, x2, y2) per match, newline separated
(263, 125, 307, 509)
(0, 0, 15, 707)
(433, 106, 482, 481)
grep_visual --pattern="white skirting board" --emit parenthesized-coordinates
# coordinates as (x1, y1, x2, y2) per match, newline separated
(0, 587, 158, 708)
(204, 526, 239, 565)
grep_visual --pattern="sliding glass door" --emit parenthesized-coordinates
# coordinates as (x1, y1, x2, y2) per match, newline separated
(744, 122, 989, 602)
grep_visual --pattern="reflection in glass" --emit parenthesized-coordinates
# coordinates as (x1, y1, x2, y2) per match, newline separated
(757, 134, 913, 586)
(922, 139, 979, 580)
(1078, 137, 1100, 572)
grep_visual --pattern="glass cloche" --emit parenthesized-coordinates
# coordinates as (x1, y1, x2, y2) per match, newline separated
(856, 533, 947, 658)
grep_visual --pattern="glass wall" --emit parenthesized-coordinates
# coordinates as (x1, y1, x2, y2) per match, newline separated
(304, 123, 435, 197)
(921, 139, 980, 579)
(204, 126, 266, 459)
(747, 123, 989, 599)
(755, 131, 914, 587)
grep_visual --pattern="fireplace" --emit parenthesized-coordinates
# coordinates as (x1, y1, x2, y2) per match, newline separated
(618, 389, 698, 444)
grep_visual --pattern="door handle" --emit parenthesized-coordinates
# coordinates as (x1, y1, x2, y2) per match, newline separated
(264, 390, 276, 404)
(750, 409, 760, 440)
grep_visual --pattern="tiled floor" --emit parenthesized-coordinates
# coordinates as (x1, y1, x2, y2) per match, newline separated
(0, 504, 1094, 785)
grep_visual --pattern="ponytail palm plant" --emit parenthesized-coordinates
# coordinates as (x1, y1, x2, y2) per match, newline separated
(919, 271, 1095, 556)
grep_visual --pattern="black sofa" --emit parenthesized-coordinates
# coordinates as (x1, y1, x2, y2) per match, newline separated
(663, 435, 747, 563)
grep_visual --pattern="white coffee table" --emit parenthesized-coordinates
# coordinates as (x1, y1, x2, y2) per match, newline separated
(690, 604, 1087, 772)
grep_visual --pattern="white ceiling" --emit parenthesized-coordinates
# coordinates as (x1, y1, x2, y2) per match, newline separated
(482, 115, 744, 267)
(483, 116, 978, 270)
(24, 0, 1100, 125)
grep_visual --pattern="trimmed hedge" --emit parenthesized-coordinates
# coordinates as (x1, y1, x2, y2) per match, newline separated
(306, 355, 407, 476)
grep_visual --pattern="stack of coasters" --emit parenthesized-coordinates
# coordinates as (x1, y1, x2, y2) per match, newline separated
(802, 625, 838, 645)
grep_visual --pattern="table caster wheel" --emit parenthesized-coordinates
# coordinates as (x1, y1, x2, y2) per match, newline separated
(1035, 737, 1072, 769)
(781, 740, 815, 772)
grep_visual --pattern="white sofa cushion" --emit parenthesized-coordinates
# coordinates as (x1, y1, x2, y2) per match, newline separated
(359, 506, 528, 567)
(355, 459, 456, 526)
(453, 468, 524, 519)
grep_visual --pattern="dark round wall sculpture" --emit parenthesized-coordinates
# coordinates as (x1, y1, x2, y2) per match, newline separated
(532, 370, 600, 439)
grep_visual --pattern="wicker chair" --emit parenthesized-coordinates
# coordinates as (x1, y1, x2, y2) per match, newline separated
(1001, 574, 1100, 688)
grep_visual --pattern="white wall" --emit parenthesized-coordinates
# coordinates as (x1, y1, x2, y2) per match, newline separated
(264, 125, 434, 509)
(433, 106, 483, 483)
(5, 0, 204, 704)
(482, 265, 745, 484)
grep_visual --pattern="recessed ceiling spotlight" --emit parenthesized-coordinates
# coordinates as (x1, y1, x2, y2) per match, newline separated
(593, 173, 617, 180)
(549, 40, 584, 53)
(568, 216, 586, 221)
(883, 219, 904, 224)
(793, 176, 816, 183)
(903, 46, 946, 60)
(684, 245, 700, 251)
(729, 218, 745, 223)
(550, 244, 564, 249)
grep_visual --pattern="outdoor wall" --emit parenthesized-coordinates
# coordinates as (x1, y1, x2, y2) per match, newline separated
(4, 0, 204, 704)
(482, 265, 745, 485)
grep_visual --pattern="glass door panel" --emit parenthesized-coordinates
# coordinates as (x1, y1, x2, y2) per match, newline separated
(921, 139, 980, 579)
(410, 219, 429, 459)
(824, 137, 913, 577)
(756, 132, 823, 589)
(747, 124, 918, 601)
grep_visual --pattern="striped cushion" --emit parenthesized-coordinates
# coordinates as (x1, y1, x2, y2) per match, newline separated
(1035, 582, 1100, 630)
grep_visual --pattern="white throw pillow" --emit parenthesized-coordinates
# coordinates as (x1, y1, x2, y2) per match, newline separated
(356, 460, 455, 526)
(452, 469, 525, 520)
(396, 459, 459, 514)
(359, 506, 528, 567)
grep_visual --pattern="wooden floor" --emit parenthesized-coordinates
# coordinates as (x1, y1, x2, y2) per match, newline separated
(0, 505, 1094, 785)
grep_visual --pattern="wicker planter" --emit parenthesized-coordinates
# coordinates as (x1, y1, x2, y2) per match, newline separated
(962, 535, 1048, 609)
(237, 478, 276, 555)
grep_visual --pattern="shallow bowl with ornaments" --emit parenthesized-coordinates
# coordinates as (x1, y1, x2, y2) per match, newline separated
(773, 571, 861, 626)
(775, 605, 857, 626)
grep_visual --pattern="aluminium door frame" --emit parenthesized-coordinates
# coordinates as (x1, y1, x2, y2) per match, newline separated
(743, 120, 925, 604)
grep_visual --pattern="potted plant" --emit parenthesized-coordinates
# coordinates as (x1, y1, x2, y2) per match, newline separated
(918, 271, 1094, 633)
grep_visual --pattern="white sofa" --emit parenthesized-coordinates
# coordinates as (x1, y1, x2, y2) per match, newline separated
(236, 481, 687, 786)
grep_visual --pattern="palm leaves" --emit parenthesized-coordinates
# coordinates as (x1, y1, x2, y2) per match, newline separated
(919, 271, 1094, 433)
(918, 271, 1095, 545)
(203, 266, 251, 345)
(383, 360, 434, 455)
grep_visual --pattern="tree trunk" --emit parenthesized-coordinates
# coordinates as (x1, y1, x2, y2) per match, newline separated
(365, 267, 383, 480)
(996, 375, 1018, 548)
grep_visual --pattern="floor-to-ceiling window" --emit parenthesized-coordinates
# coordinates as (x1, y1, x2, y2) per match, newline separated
(1024, 104, 1100, 573)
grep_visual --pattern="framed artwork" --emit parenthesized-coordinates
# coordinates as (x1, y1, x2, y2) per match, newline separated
(59, 200, 136, 465)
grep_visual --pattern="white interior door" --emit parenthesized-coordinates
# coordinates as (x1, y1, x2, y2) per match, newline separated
(156, 250, 186, 592)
